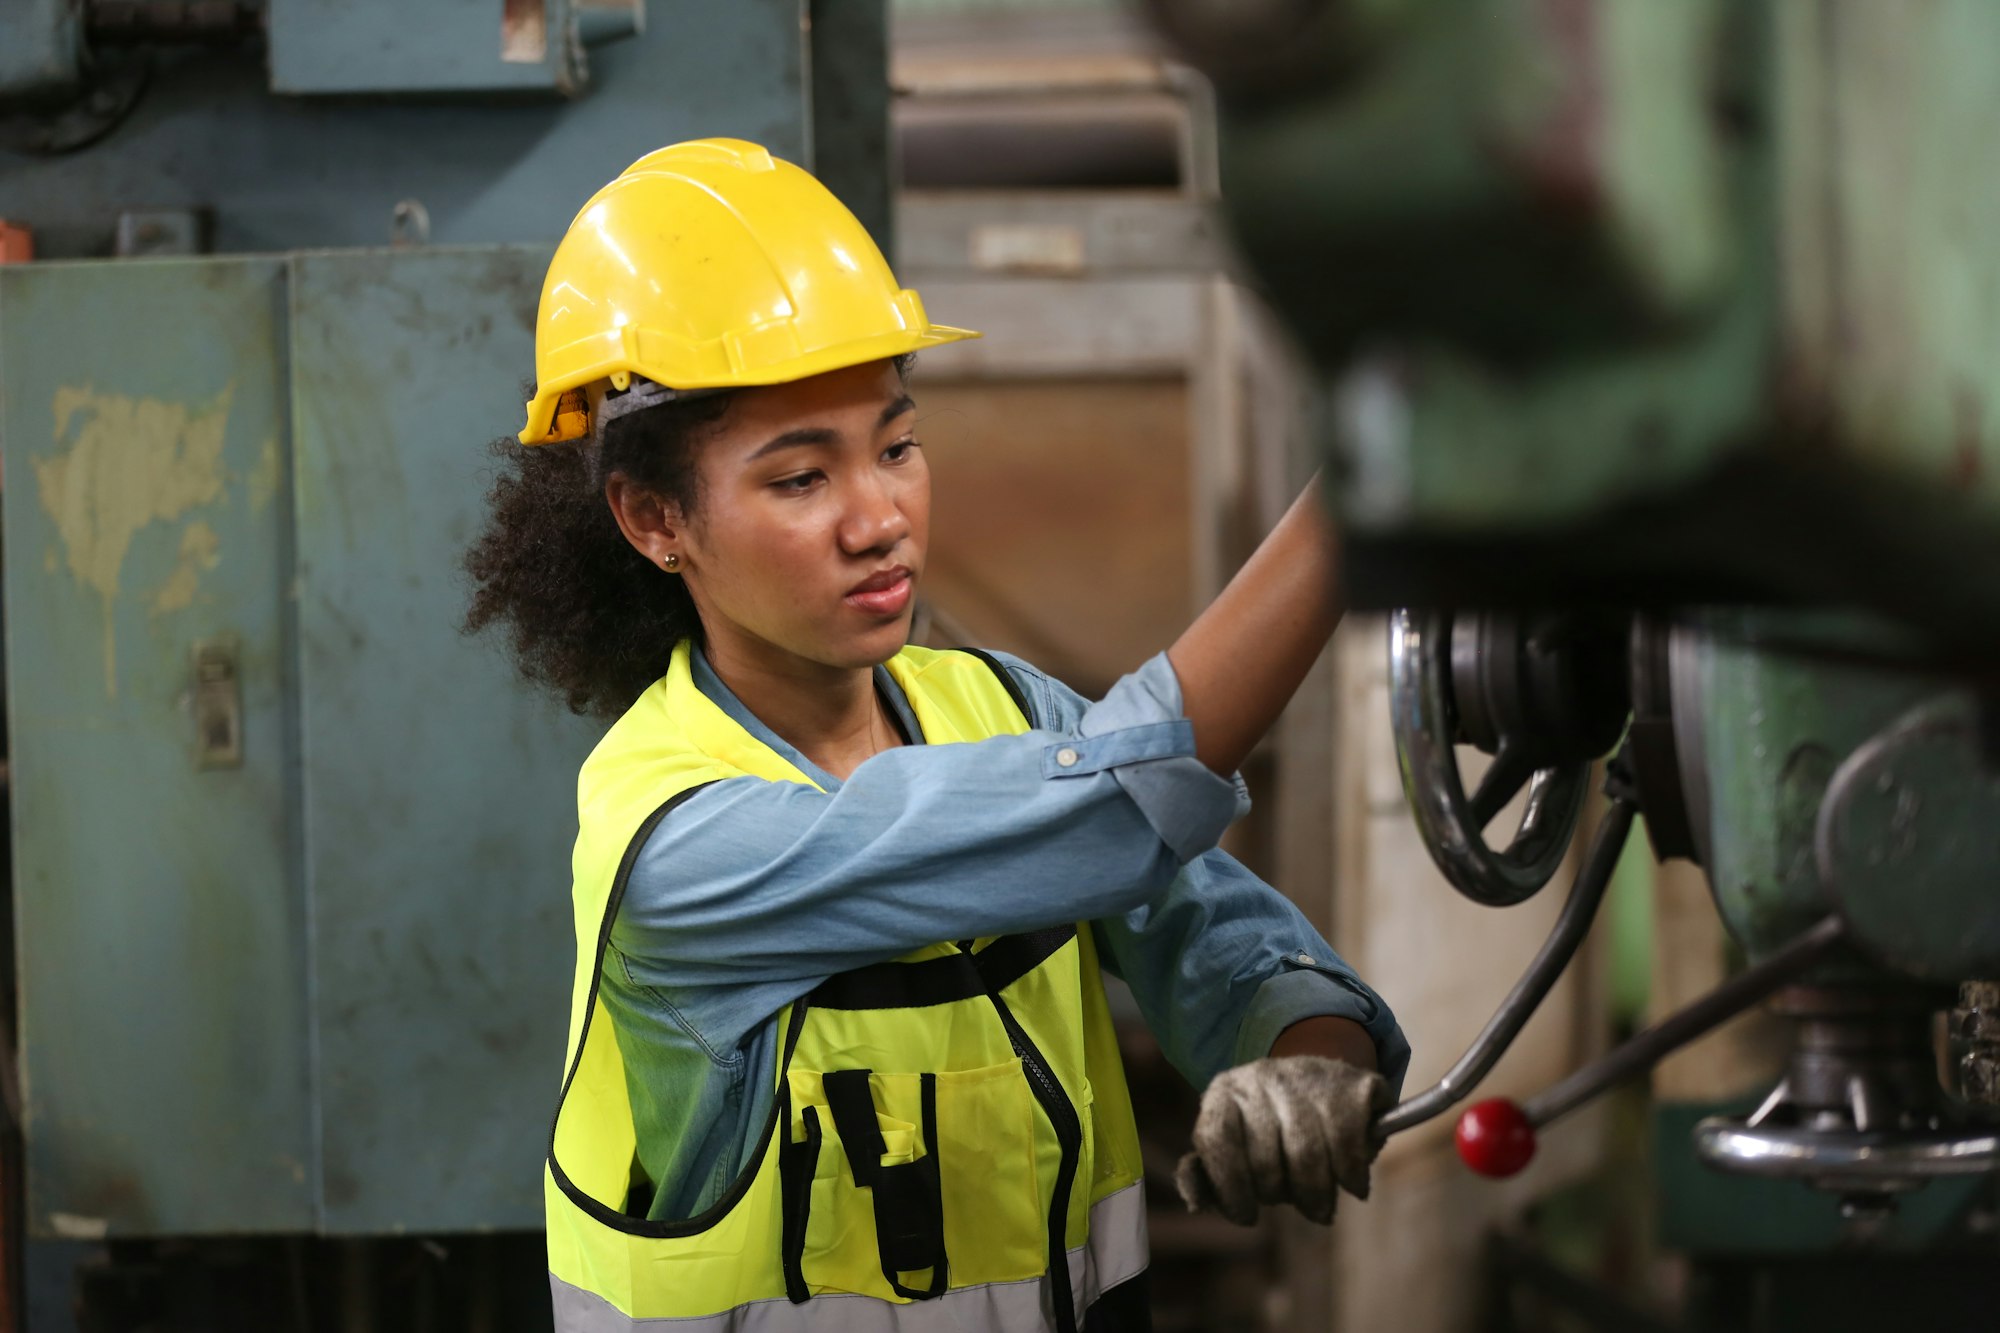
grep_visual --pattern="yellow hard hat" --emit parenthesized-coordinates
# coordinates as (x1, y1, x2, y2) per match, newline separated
(520, 138, 979, 444)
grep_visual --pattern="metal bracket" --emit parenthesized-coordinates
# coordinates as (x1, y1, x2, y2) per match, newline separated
(191, 637, 242, 770)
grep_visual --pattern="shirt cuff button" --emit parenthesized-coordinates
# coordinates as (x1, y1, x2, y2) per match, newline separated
(1298, 953, 1317, 966)
(1055, 746, 1080, 769)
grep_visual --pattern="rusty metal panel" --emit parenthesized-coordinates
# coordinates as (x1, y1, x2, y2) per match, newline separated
(0, 257, 312, 1237)
(287, 248, 600, 1233)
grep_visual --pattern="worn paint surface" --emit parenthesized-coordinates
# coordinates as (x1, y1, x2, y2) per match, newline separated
(32, 385, 234, 691)
(152, 520, 223, 616)
(4, 251, 606, 1236)
(1697, 609, 1973, 978)
(245, 438, 282, 513)
(1, 256, 314, 1237)
(289, 248, 599, 1232)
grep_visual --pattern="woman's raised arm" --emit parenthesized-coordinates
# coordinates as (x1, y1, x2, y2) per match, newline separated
(1168, 481, 1343, 776)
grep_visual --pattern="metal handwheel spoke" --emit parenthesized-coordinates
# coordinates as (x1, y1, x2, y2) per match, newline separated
(1467, 740, 1534, 829)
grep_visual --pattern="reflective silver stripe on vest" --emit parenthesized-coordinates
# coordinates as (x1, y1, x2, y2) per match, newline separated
(550, 1182, 1149, 1332)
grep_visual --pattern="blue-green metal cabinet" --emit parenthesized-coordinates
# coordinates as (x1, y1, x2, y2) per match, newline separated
(2, 249, 603, 1236)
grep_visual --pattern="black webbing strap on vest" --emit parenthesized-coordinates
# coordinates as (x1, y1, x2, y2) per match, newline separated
(778, 1095, 820, 1304)
(773, 998, 820, 1303)
(809, 926, 1077, 1011)
(821, 1069, 949, 1301)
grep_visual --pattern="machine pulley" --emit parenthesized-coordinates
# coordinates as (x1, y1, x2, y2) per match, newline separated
(1388, 608, 1628, 906)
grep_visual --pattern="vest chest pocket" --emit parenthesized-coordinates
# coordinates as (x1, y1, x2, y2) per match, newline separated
(786, 1059, 1050, 1301)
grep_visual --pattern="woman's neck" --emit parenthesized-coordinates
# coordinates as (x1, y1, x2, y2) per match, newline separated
(702, 638, 898, 782)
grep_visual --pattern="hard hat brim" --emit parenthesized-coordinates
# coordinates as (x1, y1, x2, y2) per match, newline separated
(518, 323, 981, 445)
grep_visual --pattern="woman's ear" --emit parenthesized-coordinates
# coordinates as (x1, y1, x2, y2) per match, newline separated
(605, 474, 687, 569)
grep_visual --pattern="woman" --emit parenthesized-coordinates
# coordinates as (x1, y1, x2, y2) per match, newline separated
(468, 139, 1409, 1333)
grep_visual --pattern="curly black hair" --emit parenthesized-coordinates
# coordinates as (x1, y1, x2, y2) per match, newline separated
(463, 392, 736, 719)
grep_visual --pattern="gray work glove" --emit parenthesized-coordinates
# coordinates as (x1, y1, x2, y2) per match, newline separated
(1174, 1056, 1391, 1226)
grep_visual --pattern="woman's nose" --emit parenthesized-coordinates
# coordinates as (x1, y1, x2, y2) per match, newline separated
(839, 475, 910, 554)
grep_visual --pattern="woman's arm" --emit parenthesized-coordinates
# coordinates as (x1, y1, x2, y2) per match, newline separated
(613, 655, 1244, 990)
(1168, 482, 1342, 776)
(1091, 844, 1410, 1099)
(1271, 1016, 1378, 1069)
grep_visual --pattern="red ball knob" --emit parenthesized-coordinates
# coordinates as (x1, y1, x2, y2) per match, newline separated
(1455, 1098, 1537, 1178)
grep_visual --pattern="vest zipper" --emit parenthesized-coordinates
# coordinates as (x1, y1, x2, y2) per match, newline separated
(985, 990, 1083, 1333)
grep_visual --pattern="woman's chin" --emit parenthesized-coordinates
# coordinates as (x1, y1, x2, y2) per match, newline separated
(853, 625, 913, 667)
(827, 616, 913, 669)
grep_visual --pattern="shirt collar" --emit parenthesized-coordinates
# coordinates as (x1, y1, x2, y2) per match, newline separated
(687, 642, 923, 792)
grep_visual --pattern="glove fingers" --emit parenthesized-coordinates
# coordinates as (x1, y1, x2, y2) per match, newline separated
(1369, 1070, 1396, 1118)
(1174, 1151, 1218, 1214)
(1278, 1084, 1339, 1225)
(1189, 1080, 1260, 1226)
(1245, 1078, 1292, 1207)
(1326, 1069, 1389, 1200)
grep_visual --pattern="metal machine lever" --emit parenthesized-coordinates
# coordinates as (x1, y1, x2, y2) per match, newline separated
(1373, 799, 1636, 1144)
(1444, 916, 1850, 1178)
(1519, 915, 1848, 1132)
(1368, 731, 1852, 1177)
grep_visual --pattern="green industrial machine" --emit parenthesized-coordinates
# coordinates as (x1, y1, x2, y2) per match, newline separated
(0, 3, 888, 1327)
(1148, 0, 2000, 1327)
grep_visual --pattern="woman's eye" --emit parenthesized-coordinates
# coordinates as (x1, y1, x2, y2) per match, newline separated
(883, 439, 920, 463)
(773, 471, 822, 493)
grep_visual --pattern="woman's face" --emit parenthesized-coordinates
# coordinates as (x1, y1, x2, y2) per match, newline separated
(675, 359, 928, 674)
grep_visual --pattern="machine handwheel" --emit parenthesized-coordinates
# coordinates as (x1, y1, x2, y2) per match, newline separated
(1388, 608, 1600, 907)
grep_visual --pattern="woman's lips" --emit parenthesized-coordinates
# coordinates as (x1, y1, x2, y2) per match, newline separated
(844, 573, 913, 617)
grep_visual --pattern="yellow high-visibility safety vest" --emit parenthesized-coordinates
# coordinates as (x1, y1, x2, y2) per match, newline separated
(546, 641, 1149, 1332)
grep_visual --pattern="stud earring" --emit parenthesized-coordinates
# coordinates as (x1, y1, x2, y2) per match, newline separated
(662, 553, 681, 572)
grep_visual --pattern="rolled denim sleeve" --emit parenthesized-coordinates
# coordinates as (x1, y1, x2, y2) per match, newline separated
(1230, 953, 1414, 1100)
(1092, 848, 1411, 1099)
(613, 651, 1250, 1000)
(1050, 653, 1250, 862)
(999, 654, 1408, 1095)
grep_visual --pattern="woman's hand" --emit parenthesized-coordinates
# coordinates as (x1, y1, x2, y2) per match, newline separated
(1174, 1053, 1390, 1226)
(1166, 480, 1343, 776)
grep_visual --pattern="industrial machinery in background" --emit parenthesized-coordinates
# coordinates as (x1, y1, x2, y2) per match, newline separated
(14, 0, 2000, 1330)
(0, 3, 888, 1328)
(1151, 0, 2000, 1328)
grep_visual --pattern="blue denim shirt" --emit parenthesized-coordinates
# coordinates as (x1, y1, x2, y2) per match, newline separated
(602, 645, 1410, 1221)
